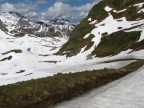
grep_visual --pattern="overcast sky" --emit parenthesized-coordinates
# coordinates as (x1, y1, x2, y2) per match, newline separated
(0, 0, 101, 23)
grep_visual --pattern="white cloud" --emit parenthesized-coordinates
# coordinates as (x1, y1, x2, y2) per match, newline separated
(0, 2, 37, 13)
(0, 0, 101, 23)
(25, 12, 38, 17)
(14, 3, 37, 13)
(0, 3, 15, 12)
(41, 1, 99, 22)
(46, 2, 71, 18)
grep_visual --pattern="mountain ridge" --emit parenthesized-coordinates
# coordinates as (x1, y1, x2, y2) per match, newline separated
(0, 11, 75, 37)
(57, 0, 144, 58)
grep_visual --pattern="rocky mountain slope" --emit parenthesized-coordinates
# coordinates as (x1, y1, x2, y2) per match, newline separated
(58, 0, 144, 58)
(0, 0, 144, 86)
(0, 12, 74, 37)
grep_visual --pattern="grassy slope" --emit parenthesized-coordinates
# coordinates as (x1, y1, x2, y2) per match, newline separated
(0, 60, 144, 108)
(58, 34, 95, 56)
(57, 0, 144, 57)
(92, 31, 141, 57)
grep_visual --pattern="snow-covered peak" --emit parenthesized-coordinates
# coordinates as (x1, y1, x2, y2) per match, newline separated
(0, 12, 21, 25)
(0, 12, 75, 37)
(0, 11, 30, 33)
(36, 18, 71, 26)
(9, 11, 26, 18)
(0, 11, 28, 24)
(50, 18, 70, 25)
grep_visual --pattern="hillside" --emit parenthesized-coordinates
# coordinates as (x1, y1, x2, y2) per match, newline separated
(58, 0, 144, 57)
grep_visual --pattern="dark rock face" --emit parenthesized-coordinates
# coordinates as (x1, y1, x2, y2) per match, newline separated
(0, 19, 8, 32)
(9, 11, 26, 19)
(50, 18, 70, 25)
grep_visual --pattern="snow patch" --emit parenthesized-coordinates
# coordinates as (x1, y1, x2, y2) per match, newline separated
(134, 2, 144, 8)
(89, 20, 97, 24)
(105, 6, 112, 12)
(84, 33, 90, 39)
(138, 29, 144, 42)
(113, 9, 126, 13)
(88, 18, 92, 21)
(138, 8, 144, 13)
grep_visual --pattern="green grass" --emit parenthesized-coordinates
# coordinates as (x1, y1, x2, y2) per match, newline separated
(57, 34, 95, 57)
(0, 60, 144, 108)
(105, 0, 144, 10)
(111, 6, 144, 21)
(130, 40, 144, 51)
(92, 31, 141, 57)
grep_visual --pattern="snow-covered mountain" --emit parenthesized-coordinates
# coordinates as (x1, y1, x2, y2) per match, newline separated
(36, 18, 71, 25)
(0, 11, 74, 85)
(0, 12, 75, 37)
(0, 0, 144, 86)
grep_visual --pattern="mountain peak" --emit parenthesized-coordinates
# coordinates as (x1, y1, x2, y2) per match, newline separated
(50, 18, 70, 25)
(8, 11, 26, 19)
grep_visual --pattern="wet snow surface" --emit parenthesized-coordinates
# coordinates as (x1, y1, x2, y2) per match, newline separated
(53, 66, 144, 108)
